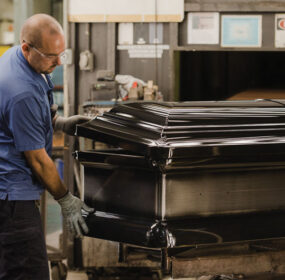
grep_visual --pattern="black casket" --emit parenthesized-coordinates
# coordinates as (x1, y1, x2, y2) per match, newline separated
(75, 100, 285, 248)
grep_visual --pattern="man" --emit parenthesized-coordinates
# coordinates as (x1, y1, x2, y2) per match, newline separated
(0, 14, 93, 280)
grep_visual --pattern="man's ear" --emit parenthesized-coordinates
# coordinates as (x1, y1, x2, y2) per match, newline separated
(21, 43, 30, 51)
(21, 42, 30, 54)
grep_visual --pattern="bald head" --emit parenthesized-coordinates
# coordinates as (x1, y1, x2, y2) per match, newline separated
(20, 14, 63, 48)
(20, 14, 65, 74)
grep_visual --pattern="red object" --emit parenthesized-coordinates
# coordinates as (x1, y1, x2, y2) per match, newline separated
(278, 19, 285, 30)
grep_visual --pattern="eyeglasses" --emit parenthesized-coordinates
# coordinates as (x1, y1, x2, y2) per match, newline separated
(23, 40, 66, 62)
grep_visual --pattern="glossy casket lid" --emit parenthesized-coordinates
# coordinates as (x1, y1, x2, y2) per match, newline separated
(76, 100, 285, 162)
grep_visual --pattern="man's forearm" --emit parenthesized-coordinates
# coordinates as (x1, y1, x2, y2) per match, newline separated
(24, 148, 68, 200)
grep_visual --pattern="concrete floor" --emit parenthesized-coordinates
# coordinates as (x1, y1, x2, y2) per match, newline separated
(67, 271, 88, 280)
(46, 193, 285, 280)
(65, 275, 285, 280)
(65, 272, 285, 280)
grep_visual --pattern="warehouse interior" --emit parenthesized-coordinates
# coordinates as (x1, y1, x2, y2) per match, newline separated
(2, 1, 285, 280)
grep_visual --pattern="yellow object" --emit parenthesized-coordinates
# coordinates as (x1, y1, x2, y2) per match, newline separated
(0, 46, 10, 57)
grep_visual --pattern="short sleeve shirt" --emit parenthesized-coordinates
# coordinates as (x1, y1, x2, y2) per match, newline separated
(0, 46, 54, 200)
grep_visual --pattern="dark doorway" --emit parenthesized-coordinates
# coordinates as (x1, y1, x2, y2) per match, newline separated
(179, 51, 285, 101)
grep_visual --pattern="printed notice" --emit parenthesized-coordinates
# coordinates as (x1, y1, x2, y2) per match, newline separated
(118, 23, 134, 45)
(221, 15, 262, 47)
(275, 14, 285, 48)
(187, 12, 219, 44)
(117, 45, 169, 58)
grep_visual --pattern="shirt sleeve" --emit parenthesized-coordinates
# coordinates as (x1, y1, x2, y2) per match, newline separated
(8, 94, 47, 152)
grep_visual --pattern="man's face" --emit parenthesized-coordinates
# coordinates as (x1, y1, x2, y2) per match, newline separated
(27, 33, 65, 74)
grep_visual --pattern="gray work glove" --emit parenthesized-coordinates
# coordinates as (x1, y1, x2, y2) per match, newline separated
(57, 191, 94, 237)
(54, 115, 91, 136)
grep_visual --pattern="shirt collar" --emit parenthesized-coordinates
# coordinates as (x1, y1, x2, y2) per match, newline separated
(16, 46, 54, 92)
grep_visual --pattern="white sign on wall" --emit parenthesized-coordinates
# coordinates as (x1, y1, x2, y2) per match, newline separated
(118, 23, 134, 45)
(117, 45, 169, 58)
(187, 13, 219, 44)
(68, 0, 184, 22)
(149, 23, 163, 44)
(275, 14, 285, 48)
(221, 15, 262, 48)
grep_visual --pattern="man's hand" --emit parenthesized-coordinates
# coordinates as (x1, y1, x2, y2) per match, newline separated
(57, 191, 94, 237)
(54, 115, 91, 136)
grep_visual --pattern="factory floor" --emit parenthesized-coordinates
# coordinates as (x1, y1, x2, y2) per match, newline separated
(67, 271, 88, 280)
(46, 193, 285, 280)
(65, 272, 285, 279)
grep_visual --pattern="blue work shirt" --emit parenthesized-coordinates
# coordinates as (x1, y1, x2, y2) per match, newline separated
(0, 46, 54, 200)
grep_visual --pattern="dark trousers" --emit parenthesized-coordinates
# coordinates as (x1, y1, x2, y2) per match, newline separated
(0, 199, 49, 280)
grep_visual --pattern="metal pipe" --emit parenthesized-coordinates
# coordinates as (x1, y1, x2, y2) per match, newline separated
(63, 0, 69, 117)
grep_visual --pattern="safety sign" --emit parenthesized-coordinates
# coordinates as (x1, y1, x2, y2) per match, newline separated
(275, 14, 285, 48)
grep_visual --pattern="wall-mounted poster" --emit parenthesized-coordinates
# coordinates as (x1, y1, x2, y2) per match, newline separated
(118, 23, 134, 45)
(221, 15, 262, 47)
(187, 12, 219, 44)
(275, 14, 285, 48)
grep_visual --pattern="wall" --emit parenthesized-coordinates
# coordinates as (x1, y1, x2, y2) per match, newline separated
(66, 0, 285, 110)
(13, 0, 52, 45)
(66, 21, 173, 112)
(0, 0, 13, 20)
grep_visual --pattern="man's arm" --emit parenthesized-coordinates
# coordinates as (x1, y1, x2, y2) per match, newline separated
(53, 114, 91, 136)
(51, 104, 91, 135)
(24, 148, 94, 237)
(24, 148, 67, 200)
